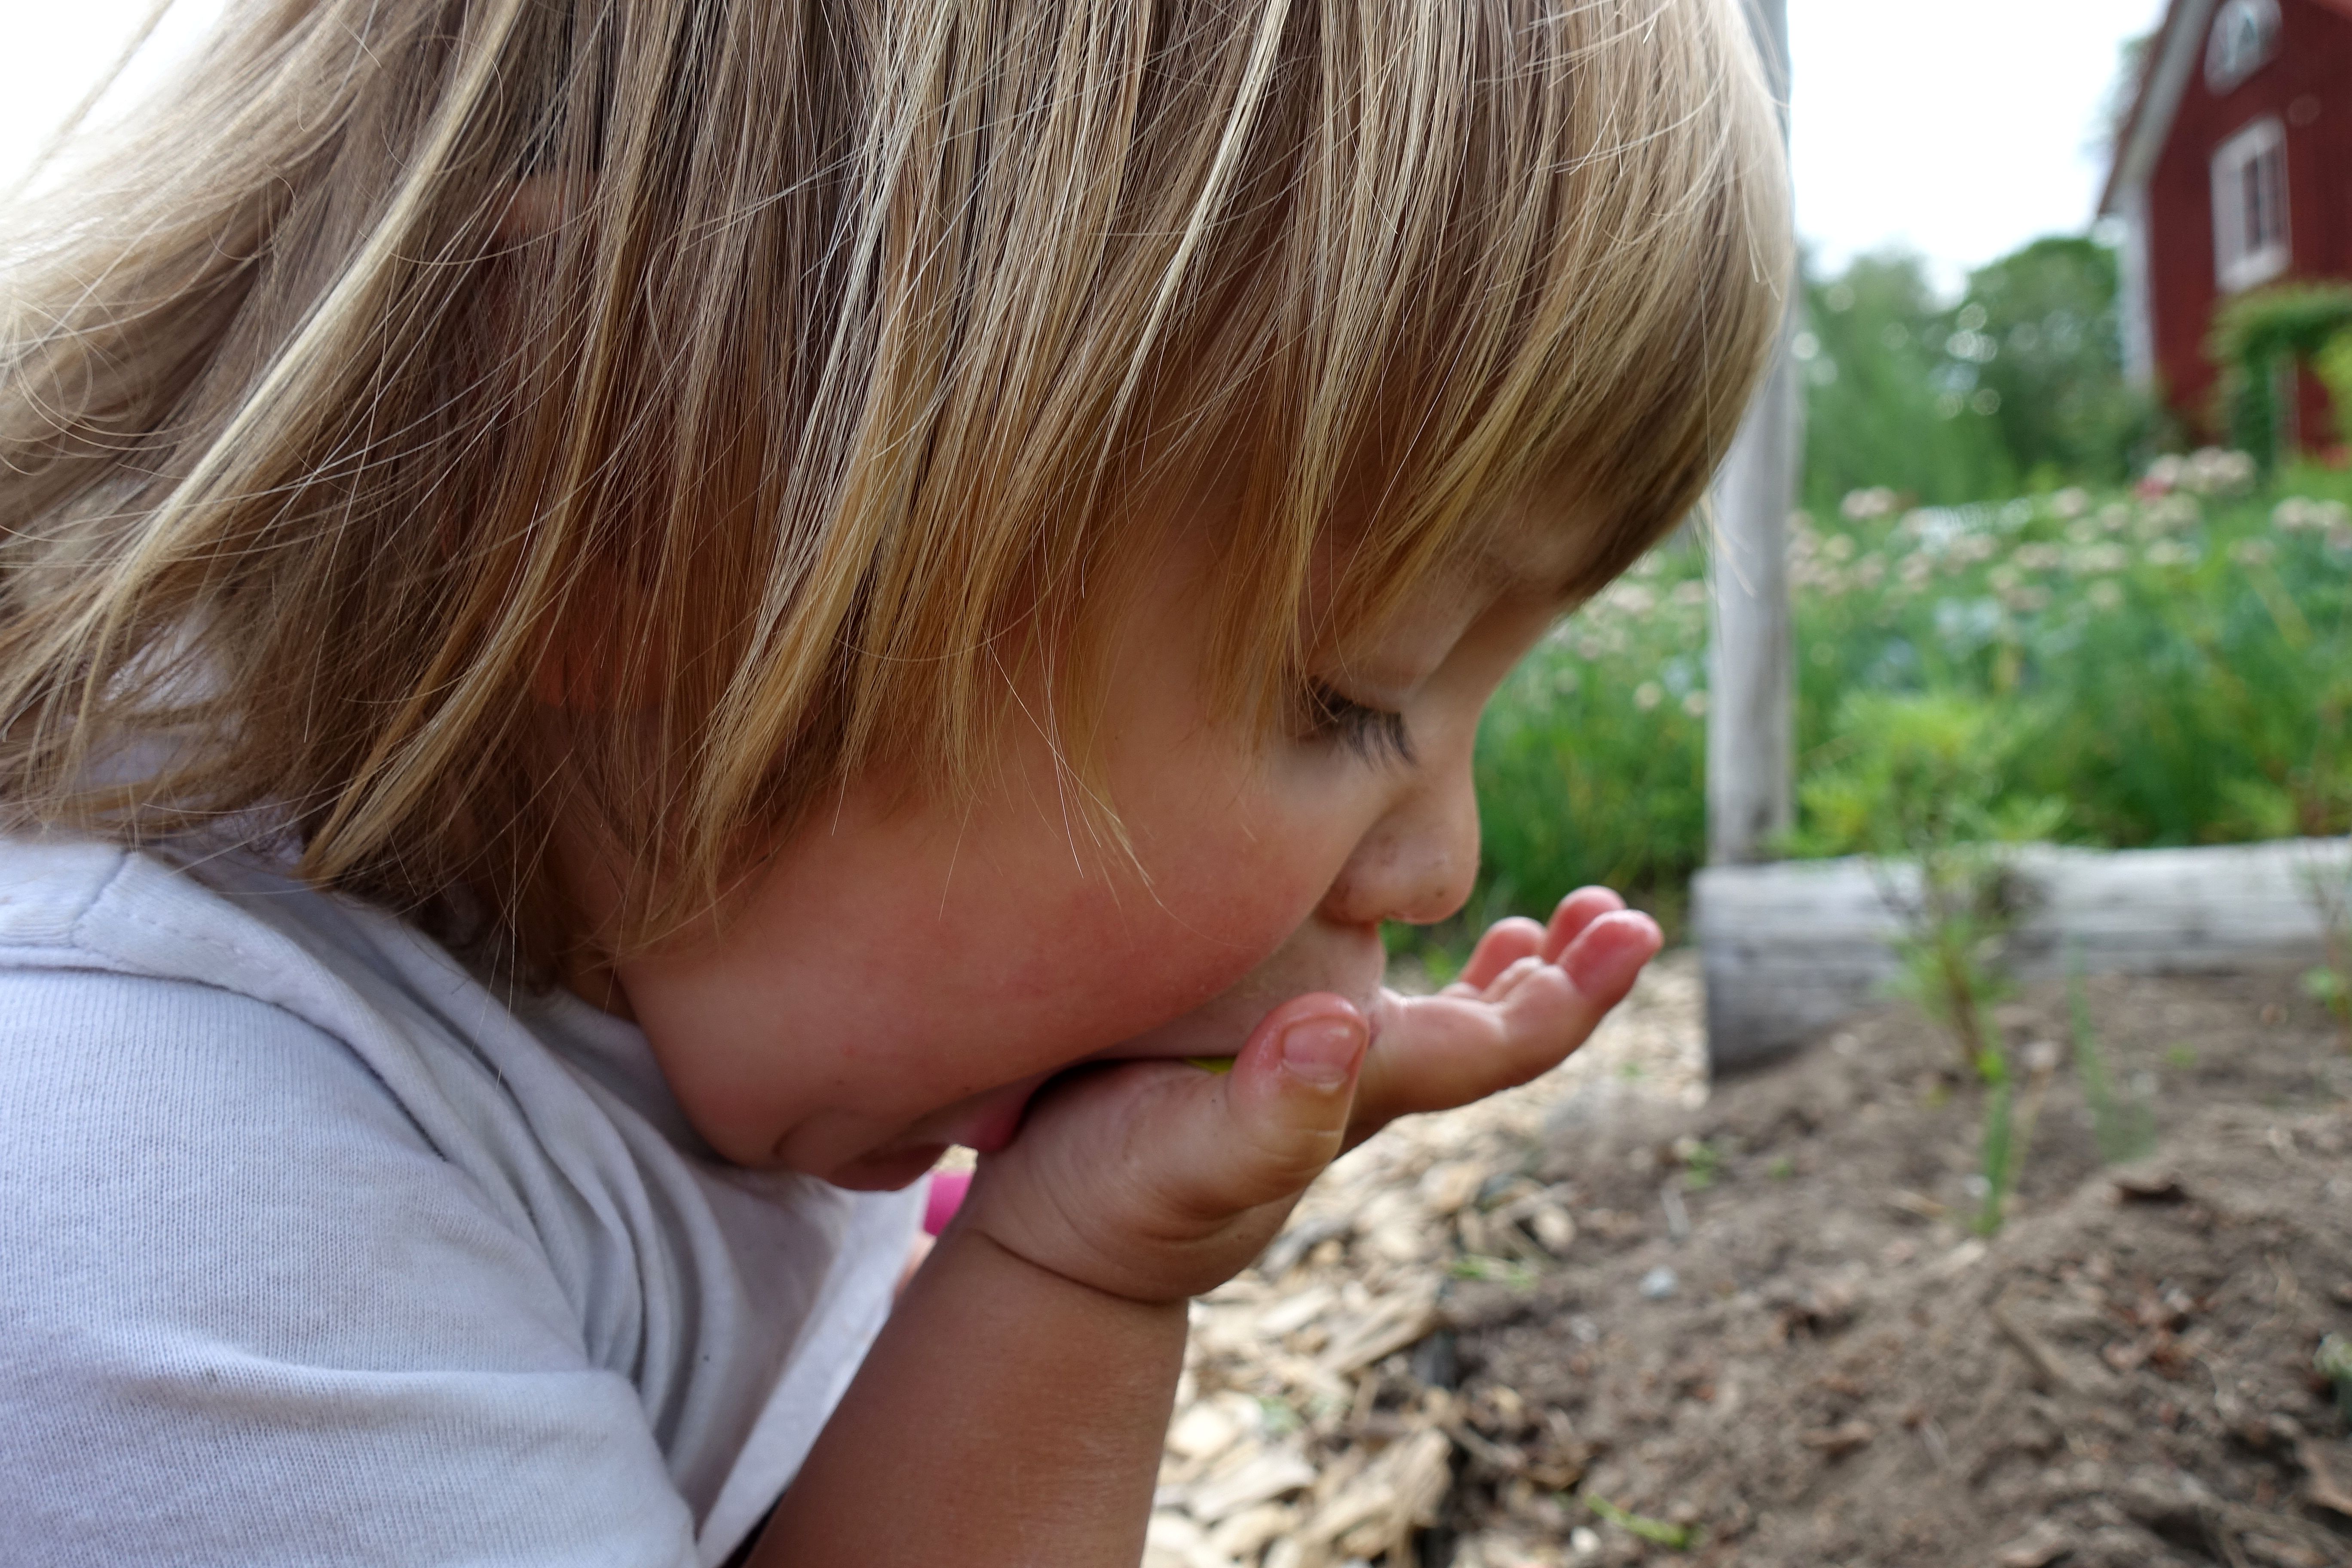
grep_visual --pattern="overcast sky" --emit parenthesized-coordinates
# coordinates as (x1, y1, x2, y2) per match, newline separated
(1788, 0, 2170, 289)
(2, 0, 2170, 297)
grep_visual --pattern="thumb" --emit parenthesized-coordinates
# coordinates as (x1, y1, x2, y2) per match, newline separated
(1156, 994, 1368, 1222)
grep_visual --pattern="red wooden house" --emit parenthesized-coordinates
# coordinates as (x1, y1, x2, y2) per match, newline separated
(2100, 0, 2352, 447)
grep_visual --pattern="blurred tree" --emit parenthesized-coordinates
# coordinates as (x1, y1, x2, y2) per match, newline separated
(1959, 237, 2150, 487)
(1800, 238, 2150, 509)
(1799, 251, 2016, 511)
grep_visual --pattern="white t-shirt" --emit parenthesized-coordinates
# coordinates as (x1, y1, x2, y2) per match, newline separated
(0, 835, 922, 1568)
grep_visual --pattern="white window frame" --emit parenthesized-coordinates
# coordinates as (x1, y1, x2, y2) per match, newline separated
(2207, 0, 2281, 94)
(2212, 117, 2290, 294)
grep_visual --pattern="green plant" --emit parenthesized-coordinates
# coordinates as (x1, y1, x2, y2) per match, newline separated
(1973, 1051, 2017, 1236)
(1470, 558, 1711, 942)
(1452, 464, 2352, 963)
(2299, 840, 2352, 1049)
(1449, 1256, 1537, 1289)
(1787, 692, 2072, 1229)
(1255, 1397, 1304, 1439)
(2318, 334, 2352, 454)
(1956, 237, 2150, 488)
(1581, 1494, 1696, 1551)
(2209, 283, 2352, 468)
(1974, 1038, 2060, 1236)
(2070, 946, 2156, 1163)
(1801, 251, 2021, 511)
(2318, 1335, 2352, 1426)
(1791, 692, 2061, 1080)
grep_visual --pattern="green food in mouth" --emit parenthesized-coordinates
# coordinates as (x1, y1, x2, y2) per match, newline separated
(1185, 1056, 1237, 1075)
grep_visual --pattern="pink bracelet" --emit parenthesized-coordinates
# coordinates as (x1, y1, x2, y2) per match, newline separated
(923, 1169, 973, 1236)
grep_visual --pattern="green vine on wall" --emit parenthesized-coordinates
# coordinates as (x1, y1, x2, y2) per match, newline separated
(2208, 282, 2352, 468)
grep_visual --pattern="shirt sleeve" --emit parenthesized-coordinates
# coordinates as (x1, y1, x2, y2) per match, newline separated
(0, 969, 702, 1568)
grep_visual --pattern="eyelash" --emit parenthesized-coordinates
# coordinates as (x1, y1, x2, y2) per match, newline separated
(1303, 683, 1415, 767)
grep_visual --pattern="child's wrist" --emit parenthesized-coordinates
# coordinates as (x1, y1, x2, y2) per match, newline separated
(927, 1221, 1199, 1321)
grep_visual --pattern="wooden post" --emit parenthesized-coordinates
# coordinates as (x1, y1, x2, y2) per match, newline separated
(1706, 0, 1799, 868)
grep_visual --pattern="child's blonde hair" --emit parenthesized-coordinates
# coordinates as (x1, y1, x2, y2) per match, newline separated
(0, 0, 1788, 974)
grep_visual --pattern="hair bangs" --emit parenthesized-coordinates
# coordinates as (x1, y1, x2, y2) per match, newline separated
(1147, 0, 1791, 724)
(0, 0, 1789, 973)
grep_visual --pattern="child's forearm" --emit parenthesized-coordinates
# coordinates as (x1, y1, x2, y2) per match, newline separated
(750, 1225, 1187, 1567)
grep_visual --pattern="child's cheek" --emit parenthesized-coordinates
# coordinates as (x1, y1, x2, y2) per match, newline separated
(1066, 815, 1367, 1056)
(1016, 845, 1314, 1027)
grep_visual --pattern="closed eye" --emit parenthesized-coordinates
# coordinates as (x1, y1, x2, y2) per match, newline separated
(1302, 682, 1415, 767)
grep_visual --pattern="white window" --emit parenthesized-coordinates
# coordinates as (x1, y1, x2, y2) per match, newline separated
(2207, 0, 2281, 94)
(2212, 117, 2290, 293)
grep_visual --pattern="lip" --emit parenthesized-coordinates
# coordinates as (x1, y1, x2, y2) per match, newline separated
(943, 1092, 1032, 1155)
(824, 1142, 952, 1192)
(896, 1070, 1055, 1161)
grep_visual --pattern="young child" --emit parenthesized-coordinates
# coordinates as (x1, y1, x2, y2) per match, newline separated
(0, 1, 1787, 1562)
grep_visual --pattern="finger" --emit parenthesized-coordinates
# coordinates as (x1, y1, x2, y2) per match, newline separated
(1353, 910, 1661, 1131)
(1152, 993, 1367, 1221)
(1557, 907, 1661, 1011)
(1542, 886, 1629, 964)
(1447, 917, 1547, 994)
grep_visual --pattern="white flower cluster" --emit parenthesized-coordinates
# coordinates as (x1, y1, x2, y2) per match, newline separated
(1839, 487, 1902, 523)
(2138, 493, 2203, 534)
(2273, 496, 2352, 549)
(2069, 543, 2130, 575)
(1785, 512, 1886, 599)
(2142, 448, 2257, 499)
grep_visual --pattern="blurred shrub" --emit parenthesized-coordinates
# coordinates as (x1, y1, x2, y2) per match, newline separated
(1468, 566, 1710, 938)
(1447, 458, 2352, 952)
(1800, 238, 2152, 514)
(2312, 328, 2352, 454)
(1960, 238, 2154, 490)
(1800, 253, 2018, 511)
(2208, 282, 2352, 468)
(1791, 690, 2061, 1081)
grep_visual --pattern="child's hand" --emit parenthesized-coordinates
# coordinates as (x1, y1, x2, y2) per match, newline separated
(952, 888, 1656, 1306)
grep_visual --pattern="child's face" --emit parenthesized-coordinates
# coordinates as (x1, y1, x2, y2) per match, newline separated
(591, 486, 1589, 1190)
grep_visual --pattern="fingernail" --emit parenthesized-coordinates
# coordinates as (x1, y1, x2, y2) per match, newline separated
(1280, 1017, 1364, 1091)
(1565, 914, 1660, 996)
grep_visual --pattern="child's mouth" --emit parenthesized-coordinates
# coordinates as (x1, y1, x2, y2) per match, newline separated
(905, 1074, 1052, 1161)
(949, 1095, 1030, 1155)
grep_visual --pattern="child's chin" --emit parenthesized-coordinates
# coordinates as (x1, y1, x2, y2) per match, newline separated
(822, 1143, 952, 1193)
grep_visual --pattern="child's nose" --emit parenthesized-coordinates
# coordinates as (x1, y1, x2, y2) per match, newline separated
(1319, 759, 1481, 928)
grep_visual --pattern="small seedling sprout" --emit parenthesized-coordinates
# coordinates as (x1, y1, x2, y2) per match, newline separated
(2318, 1334, 2352, 1426)
(2298, 839, 2352, 1051)
(1448, 1256, 1537, 1290)
(2071, 943, 2156, 1165)
(1580, 1493, 1696, 1551)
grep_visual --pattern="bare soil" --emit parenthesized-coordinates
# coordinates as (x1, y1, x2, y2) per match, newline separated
(1442, 973, 2352, 1568)
(1150, 966, 2352, 1568)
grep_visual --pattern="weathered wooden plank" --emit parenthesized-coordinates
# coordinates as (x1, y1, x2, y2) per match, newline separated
(1695, 839, 2352, 1069)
